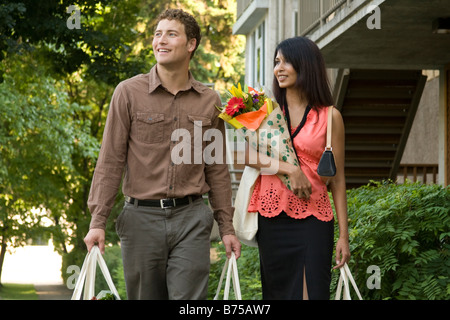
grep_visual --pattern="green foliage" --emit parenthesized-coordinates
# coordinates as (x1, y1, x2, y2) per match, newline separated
(0, 53, 98, 262)
(93, 245, 124, 299)
(209, 182, 449, 300)
(0, 283, 38, 300)
(333, 181, 450, 300)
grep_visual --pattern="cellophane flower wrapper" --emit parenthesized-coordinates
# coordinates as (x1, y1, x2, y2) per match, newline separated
(236, 102, 300, 191)
(217, 84, 300, 191)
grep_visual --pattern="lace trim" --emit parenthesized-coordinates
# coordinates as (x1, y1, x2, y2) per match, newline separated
(249, 180, 334, 222)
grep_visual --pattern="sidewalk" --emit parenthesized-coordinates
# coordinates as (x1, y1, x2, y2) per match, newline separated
(34, 284, 73, 300)
(2, 242, 74, 299)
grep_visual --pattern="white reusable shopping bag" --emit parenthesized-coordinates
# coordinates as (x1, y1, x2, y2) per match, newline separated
(214, 252, 242, 300)
(334, 263, 363, 300)
(233, 166, 260, 247)
(71, 245, 121, 300)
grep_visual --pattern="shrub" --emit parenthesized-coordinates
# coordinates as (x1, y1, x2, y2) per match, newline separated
(210, 182, 449, 300)
(335, 181, 450, 300)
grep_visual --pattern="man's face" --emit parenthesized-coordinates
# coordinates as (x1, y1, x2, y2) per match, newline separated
(152, 19, 196, 67)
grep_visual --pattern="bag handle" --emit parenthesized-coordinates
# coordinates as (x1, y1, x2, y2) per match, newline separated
(325, 106, 333, 151)
(71, 246, 121, 300)
(334, 263, 363, 300)
(214, 252, 242, 300)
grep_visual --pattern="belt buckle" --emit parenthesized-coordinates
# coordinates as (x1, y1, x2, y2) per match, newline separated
(160, 198, 175, 209)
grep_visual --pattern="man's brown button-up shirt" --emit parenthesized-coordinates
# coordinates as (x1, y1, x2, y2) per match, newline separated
(87, 66, 235, 237)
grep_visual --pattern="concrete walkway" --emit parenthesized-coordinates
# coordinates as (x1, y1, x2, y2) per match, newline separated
(34, 284, 73, 300)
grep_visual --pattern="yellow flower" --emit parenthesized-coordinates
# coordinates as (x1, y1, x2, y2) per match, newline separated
(229, 83, 244, 98)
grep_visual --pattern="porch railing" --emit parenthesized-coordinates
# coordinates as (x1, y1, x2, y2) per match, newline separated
(228, 164, 439, 195)
(398, 164, 439, 184)
(298, 0, 351, 36)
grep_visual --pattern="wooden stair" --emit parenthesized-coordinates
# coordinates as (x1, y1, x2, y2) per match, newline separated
(333, 69, 427, 189)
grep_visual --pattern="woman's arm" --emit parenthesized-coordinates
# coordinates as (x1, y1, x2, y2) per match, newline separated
(244, 140, 312, 199)
(329, 108, 350, 269)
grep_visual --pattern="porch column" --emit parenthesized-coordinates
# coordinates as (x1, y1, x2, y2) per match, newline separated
(439, 64, 450, 186)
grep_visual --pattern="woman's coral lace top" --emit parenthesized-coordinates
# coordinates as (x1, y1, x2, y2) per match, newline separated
(248, 106, 334, 221)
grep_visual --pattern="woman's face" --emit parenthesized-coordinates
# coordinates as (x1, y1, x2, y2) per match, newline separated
(274, 51, 297, 89)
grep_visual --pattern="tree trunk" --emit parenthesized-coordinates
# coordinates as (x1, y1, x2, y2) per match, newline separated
(0, 238, 7, 287)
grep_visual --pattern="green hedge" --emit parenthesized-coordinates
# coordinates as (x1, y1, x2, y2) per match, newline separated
(210, 182, 449, 300)
(63, 182, 449, 300)
(335, 181, 450, 300)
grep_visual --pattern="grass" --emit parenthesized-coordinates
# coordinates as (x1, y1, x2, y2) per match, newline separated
(0, 283, 39, 300)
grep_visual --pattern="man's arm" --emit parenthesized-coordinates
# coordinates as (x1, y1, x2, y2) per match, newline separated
(204, 95, 241, 258)
(85, 82, 130, 252)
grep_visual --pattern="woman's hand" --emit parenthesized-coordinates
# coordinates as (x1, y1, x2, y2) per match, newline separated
(333, 237, 350, 269)
(289, 165, 312, 200)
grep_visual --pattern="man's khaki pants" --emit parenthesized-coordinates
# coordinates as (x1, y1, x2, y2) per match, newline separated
(115, 198, 214, 300)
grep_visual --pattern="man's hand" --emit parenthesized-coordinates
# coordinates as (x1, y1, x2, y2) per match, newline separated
(222, 234, 241, 259)
(84, 228, 106, 254)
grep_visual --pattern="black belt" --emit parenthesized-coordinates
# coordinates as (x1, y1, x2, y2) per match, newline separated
(125, 195, 201, 208)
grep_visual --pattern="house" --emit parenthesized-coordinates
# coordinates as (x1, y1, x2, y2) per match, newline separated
(232, 0, 450, 188)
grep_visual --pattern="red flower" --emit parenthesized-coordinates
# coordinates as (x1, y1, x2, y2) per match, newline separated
(225, 97, 245, 116)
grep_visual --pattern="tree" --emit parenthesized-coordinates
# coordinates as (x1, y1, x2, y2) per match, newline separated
(0, 0, 245, 283)
(0, 53, 98, 285)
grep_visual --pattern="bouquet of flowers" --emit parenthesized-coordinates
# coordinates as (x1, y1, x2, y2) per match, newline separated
(217, 83, 300, 191)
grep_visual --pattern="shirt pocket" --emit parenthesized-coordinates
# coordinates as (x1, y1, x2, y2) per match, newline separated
(136, 112, 165, 144)
(187, 115, 212, 147)
(188, 115, 212, 127)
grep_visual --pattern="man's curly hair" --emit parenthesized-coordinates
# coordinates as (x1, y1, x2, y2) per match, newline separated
(156, 9, 201, 59)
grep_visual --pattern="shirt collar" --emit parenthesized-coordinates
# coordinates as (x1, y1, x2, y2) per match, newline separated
(148, 65, 205, 94)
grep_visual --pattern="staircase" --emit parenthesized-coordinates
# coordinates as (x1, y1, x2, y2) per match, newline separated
(333, 69, 427, 189)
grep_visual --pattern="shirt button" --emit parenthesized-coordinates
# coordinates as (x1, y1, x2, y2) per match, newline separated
(169, 185, 173, 190)
(174, 117, 178, 121)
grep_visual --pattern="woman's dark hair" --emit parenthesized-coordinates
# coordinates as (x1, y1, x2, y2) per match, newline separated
(272, 37, 334, 109)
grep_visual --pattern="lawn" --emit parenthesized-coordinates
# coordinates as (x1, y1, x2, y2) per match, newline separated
(0, 283, 39, 300)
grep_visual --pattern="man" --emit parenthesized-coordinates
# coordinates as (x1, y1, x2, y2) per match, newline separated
(84, 8, 241, 300)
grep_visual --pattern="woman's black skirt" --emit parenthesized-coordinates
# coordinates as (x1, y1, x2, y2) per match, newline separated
(256, 212, 334, 300)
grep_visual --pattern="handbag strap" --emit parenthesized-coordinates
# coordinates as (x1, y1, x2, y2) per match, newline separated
(325, 106, 333, 151)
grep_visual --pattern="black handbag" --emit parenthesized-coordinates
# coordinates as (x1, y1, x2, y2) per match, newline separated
(317, 106, 337, 177)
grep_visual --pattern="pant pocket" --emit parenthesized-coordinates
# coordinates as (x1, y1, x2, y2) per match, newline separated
(115, 206, 128, 238)
(201, 202, 214, 231)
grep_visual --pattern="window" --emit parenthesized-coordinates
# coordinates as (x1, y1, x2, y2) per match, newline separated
(249, 20, 266, 88)
(293, 10, 299, 36)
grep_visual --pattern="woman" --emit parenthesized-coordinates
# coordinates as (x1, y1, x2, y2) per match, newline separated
(245, 37, 350, 300)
